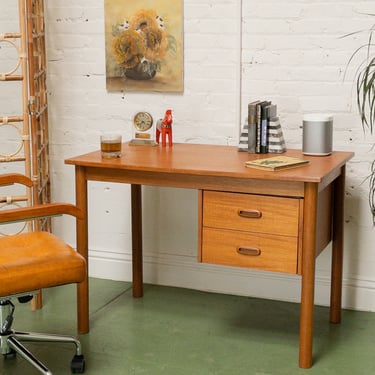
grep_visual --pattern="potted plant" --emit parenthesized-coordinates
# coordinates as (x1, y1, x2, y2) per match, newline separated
(345, 17, 375, 221)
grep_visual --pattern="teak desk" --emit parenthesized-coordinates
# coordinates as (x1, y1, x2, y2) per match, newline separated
(65, 143, 353, 368)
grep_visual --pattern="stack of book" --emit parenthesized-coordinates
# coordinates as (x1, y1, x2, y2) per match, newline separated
(245, 100, 286, 154)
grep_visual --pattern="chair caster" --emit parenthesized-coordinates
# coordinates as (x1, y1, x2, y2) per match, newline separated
(71, 354, 85, 373)
(3, 348, 17, 359)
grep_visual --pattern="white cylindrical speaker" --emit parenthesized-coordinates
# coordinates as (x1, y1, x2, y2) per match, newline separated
(302, 114, 333, 156)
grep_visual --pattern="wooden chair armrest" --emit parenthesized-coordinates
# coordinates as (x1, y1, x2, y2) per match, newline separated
(0, 203, 84, 224)
(0, 173, 33, 187)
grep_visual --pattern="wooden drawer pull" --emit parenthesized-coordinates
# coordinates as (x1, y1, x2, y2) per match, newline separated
(237, 247, 261, 256)
(238, 209, 262, 219)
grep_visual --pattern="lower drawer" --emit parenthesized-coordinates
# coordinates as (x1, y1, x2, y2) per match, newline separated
(201, 227, 298, 274)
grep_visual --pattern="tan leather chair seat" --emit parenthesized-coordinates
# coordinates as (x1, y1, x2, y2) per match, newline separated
(0, 231, 86, 297)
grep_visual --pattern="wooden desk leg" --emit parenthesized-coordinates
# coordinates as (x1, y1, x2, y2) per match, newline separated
(330, 166, 345, 324)
(131, 184, 143, 297)
(76, 166, 89, 334)
(299, 182, 318, 368)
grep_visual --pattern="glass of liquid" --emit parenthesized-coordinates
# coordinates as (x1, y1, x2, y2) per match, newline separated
(100, 134, 122, 158)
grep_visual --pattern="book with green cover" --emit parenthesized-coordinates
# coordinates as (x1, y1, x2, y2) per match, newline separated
(245, 155, 309, 171)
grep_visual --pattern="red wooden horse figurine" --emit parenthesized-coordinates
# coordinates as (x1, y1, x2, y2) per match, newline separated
(156, 109, 173, 147)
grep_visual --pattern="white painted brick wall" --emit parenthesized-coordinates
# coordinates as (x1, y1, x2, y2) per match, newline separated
(1, 0, 375, 310)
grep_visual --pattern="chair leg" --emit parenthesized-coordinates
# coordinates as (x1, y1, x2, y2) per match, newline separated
(1, 300, 85, 373)
(9, 331, 85, 374)
(12, 331, 82, 355)
(7, 336, 51, 375)
(31, 290, 43, 310)
(6, 331, 85, 375)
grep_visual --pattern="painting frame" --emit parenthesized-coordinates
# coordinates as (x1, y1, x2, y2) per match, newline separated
(104, 0, 184, 93)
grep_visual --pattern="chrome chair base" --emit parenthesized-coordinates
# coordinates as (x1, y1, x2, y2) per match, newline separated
(1, 299, 85, 374)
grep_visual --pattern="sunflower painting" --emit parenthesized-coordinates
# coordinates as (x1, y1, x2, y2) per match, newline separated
(104, 0, 183, 92)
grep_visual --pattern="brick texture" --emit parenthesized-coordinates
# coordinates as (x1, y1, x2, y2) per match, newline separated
(1, 0, 375, 310)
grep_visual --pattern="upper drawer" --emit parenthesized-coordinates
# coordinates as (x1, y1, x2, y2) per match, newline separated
(203, 191, 300, 236)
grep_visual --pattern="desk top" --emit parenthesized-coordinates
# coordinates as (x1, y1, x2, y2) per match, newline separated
(66, 143, 353, 185)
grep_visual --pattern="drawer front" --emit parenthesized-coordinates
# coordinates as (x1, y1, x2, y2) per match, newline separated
(203, 191, 300, 236)
(202, 227, 298, 274)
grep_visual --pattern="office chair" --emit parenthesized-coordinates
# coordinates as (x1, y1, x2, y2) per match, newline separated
(0, 173, 87, 374)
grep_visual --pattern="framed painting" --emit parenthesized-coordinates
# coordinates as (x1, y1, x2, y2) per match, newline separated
(104, 0, 184, 92)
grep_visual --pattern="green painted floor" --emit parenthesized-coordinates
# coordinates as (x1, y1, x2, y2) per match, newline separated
(1, 278, 374, 374)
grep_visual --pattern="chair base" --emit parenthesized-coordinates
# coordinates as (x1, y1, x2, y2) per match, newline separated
(1, 299, 85, 374)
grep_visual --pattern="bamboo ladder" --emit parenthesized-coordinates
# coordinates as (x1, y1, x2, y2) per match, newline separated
(0, 0, 51, 309)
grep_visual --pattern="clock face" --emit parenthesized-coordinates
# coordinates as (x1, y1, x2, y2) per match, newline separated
(133, 112, 153, 132)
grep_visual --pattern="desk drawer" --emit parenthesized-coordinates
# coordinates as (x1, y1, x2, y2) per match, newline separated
(203, 191, 300, 236)
(202, 227, 298, 274)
